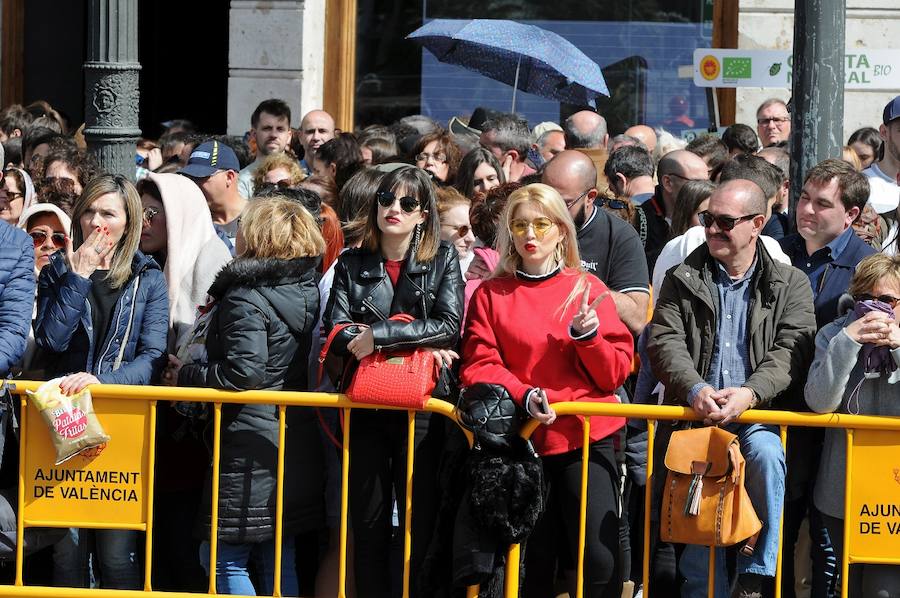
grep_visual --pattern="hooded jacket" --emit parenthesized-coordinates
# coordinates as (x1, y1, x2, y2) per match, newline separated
(34, 251, 169, 384)
(178, 256, 324, 542)
(146, 172, 232, 353)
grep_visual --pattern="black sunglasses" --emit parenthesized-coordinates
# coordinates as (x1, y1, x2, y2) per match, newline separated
(598, 198, 628, 210)
(699, 211, 760, 231)
(854, 293, 900, 308)
(376, 190, 421, 213)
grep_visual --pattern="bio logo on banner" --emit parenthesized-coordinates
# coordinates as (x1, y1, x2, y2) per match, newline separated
(722, 57, 752, 81)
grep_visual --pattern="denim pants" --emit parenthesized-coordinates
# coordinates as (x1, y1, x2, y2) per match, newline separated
(679, 423, 786, 598)
(199, 537, 298, 596)
(52, 528, 140, 589)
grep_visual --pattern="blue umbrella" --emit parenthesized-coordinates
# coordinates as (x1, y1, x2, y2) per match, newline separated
(407, 19, 608, 112)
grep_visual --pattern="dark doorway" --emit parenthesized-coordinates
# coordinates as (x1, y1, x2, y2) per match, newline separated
(138, 2, 229, 139)
(23, 0, 86, 131)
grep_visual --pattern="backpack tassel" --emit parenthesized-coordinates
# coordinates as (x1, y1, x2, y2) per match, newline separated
(684, 473, 703, 516)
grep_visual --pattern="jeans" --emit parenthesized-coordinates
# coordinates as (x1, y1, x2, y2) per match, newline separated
(680, 423, 786, 598)
(52, 528, 140, 589)
(199, 537, 298, 596)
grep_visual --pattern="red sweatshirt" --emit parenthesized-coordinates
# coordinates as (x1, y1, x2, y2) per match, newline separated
(461, 268, 633, 456)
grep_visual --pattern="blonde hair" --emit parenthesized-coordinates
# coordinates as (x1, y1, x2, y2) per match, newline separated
(435, 186, 470, 219)
(849, 253, 900, 298)
(239, 196, 325, 260)
(251, 153, 306, 190)
(841, 145, 863, 171)
(494, 183, 587, 317)
(71, 174, 142, 289)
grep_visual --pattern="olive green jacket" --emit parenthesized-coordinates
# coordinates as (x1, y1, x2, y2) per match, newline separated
(647, 241, 816, 408)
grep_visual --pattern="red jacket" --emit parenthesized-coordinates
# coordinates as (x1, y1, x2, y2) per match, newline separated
(461, 268, 633, 456)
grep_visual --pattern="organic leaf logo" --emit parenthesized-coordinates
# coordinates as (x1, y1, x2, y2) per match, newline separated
(770, 63, 782, 76)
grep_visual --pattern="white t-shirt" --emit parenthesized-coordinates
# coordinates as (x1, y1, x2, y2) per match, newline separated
(237, 158, 264, 199)
(651, 226, 791, 305)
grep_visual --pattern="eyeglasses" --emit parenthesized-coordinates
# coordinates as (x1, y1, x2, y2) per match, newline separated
(854, 293, 900, 308)
(597, 197, 628, 210)
(757, 117, 790, 126)
(142, 206, 160, 226)
(442, 223, 471, 237)
(563, 189, 591, 209)
(376, 190, 421, 213)
(510, 217, 556, 240)
(258, 180, 293, 193)
(698, 211, 760, 231)
(667, 173, 708, 183)
(415, 152, 447, 164)
(29, 230, 66, 249)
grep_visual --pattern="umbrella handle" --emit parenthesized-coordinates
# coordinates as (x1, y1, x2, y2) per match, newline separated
(511, 55, 521, 112)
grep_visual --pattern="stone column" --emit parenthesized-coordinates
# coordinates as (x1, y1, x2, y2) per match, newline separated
(84, 0, 141, 181)
(227, 0, 325, 135)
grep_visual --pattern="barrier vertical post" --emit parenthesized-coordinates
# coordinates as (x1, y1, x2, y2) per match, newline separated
(143, 400, 158, 591)
(575, 417, 591, 598)
(273, 404, 287, 597)
(402, 410, 416, 598)
(841, 429, 853, 598)
(774, 425, 788, 598)
(338, 408, 352, 598)
(708, 547, 716, 597)
(642, 420, 655, 597)
(208, 403, 223, 595)
(14, 395, 26, 586)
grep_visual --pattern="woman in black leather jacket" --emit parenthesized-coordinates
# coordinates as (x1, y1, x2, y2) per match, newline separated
(324, 165, 464, 597)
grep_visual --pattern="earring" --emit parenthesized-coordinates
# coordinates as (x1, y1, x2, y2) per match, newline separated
(412, 223, 422, 253)
(554, 243, 564, 264)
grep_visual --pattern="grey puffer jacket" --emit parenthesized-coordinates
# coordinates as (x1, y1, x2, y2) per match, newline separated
(179, 256, 325, 543)
(805, 313, 900, 519)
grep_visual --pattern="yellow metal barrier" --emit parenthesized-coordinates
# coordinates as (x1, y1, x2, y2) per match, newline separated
(3, 381, 899, 597)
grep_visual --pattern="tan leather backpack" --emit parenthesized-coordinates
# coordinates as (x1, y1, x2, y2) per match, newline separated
(660, 426, 762, 552)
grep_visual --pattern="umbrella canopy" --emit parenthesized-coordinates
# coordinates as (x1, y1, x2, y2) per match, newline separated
(407, 19, 609, 111)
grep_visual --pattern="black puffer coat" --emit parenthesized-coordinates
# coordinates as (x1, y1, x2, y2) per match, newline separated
(324, 240, 464, 357)
(179, 256, 325, 543)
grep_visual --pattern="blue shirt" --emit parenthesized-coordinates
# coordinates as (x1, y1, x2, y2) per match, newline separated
(792, 226, 854, 300)
(688, 258, 756, 400)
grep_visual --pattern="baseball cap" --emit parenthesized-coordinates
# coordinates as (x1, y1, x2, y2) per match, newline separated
(179, 140, 240, 178)
(883, 95, 900, 125)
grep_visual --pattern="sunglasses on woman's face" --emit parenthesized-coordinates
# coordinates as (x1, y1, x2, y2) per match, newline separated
(376, 190, 421, 213)
(442, 223, 471, 237)
(29, 230, 66, 249)
(854, 293, 900, 308)
(597, 197, 628, 210)
(142, 206, 160, 226)
(510, 217, 556, 240)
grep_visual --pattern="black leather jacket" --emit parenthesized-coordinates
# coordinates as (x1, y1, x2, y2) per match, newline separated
(324, 240, 464, 357)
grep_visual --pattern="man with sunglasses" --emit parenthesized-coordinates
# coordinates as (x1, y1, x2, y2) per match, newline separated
(640, 149, 709, 272)
(649, 179, 816, 598)
(776, 159, 875, 598)
(542, 150, 650, 335)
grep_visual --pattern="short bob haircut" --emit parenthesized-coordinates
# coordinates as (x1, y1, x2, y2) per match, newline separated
(362, 166, 440, 263)
(239, 196, 325, 260)
(71, 174, 143, 289)
(455, 147, 506, 199)
(494, 183, 581, 277)
(848, 253, 900, 299)
(413, 131, 462, 185)
(251, 152, 306, 190)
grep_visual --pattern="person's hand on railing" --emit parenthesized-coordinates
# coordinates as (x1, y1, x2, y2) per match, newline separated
(59, 372, 101, 396)
(690, 385, 722, 425)
(161, 354, 182, 386)
(347, 325, 374, 360)
(429, 348, 459, 369)
(709, 386, 755, 425)
(525, 388, 556, 425)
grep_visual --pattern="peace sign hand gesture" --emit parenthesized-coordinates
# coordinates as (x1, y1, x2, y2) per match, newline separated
(66, 226, 114, 279)
(571, 285, 610, 337)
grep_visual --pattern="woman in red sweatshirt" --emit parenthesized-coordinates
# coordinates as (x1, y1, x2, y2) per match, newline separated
(461, 183, 633, 598)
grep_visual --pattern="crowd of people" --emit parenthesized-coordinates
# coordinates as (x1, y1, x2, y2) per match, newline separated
(0, 93, 896, 598)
